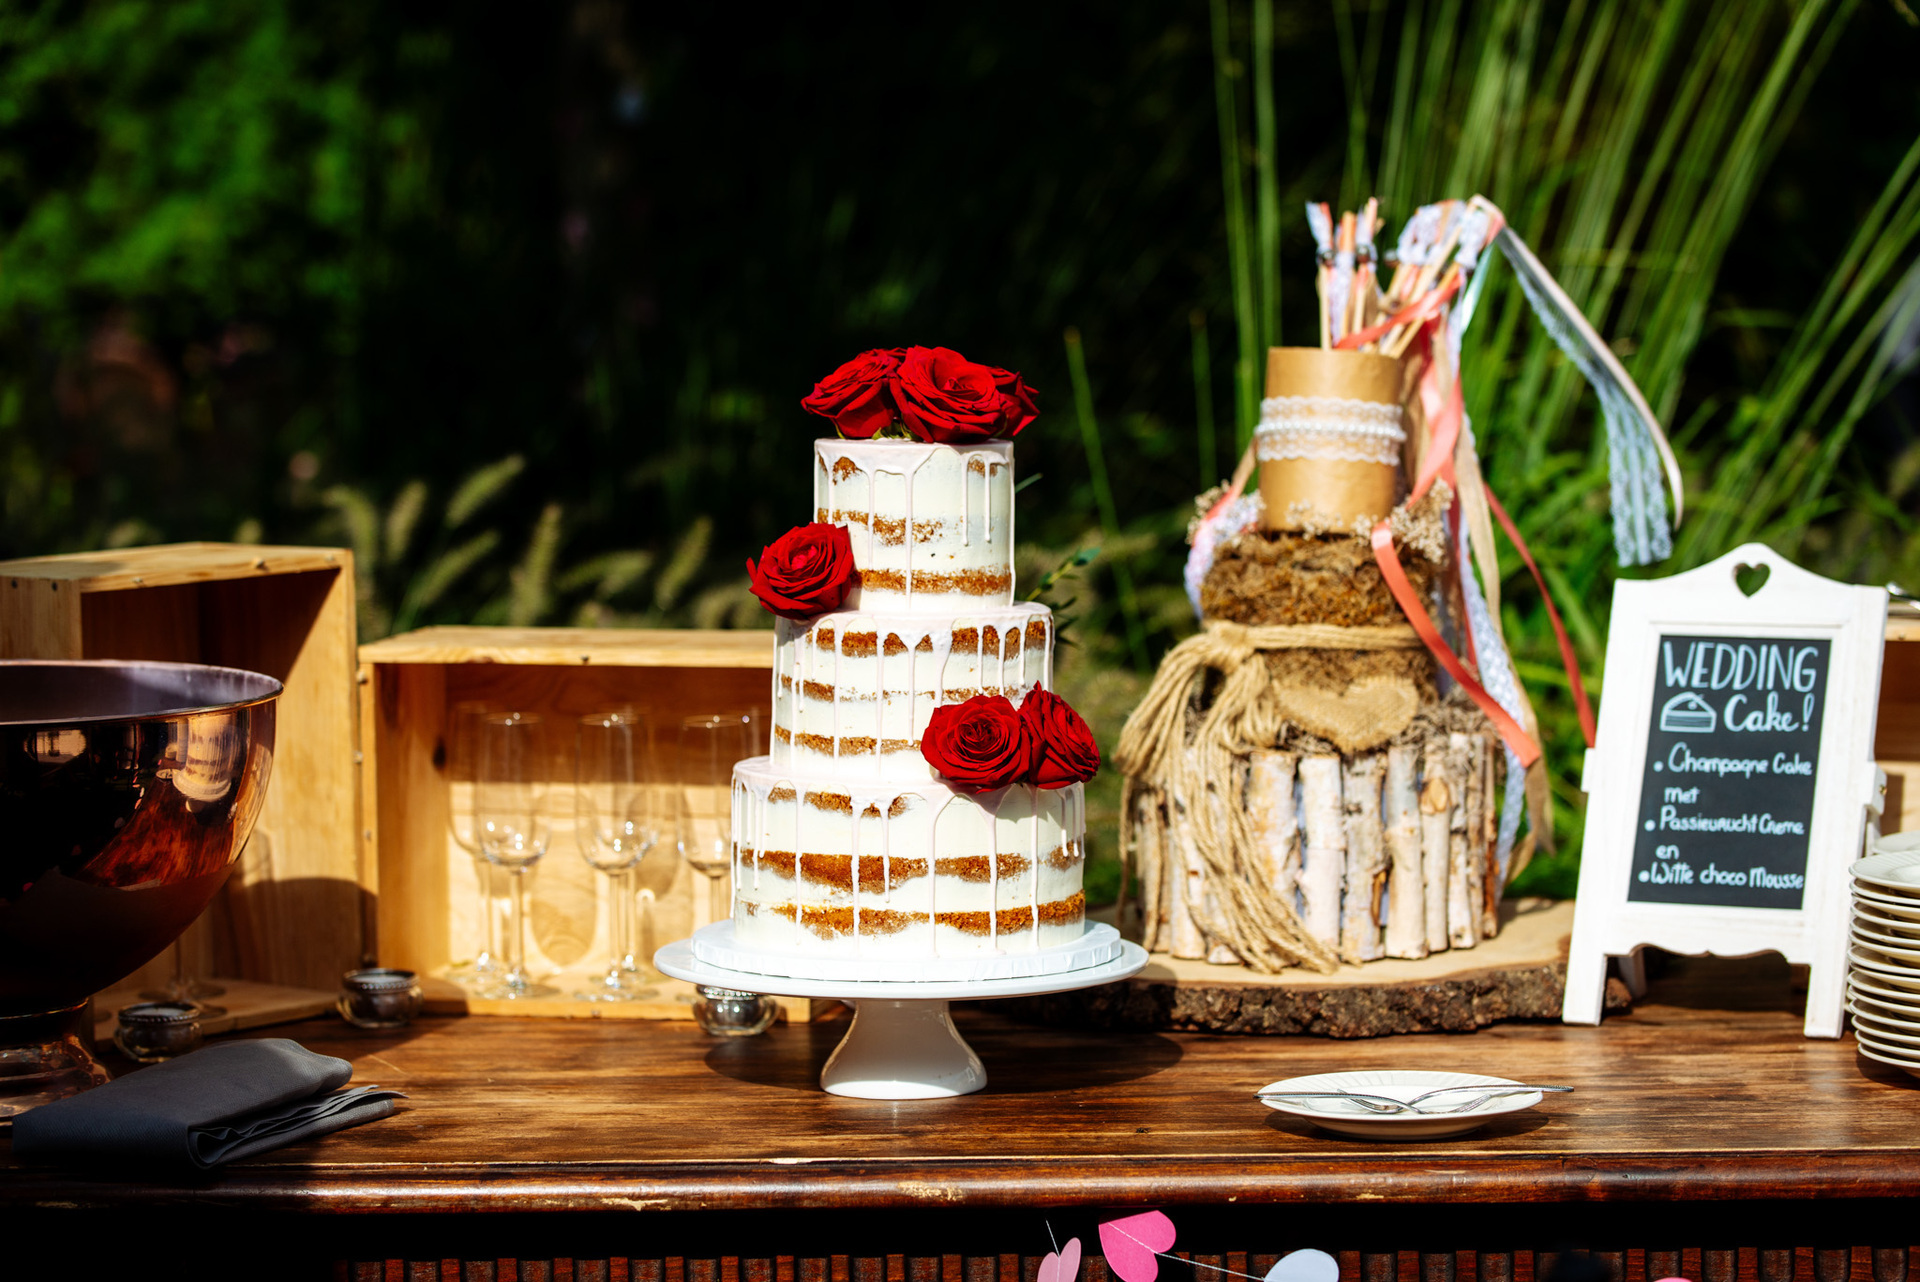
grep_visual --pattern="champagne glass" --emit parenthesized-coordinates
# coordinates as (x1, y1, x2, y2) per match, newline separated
(573, 710, 659, 1002)
(447, 700, 504, 987)
(677, 713, 744, 932)
(474, 712, 557, 999)
(679, 711, 775, 1036)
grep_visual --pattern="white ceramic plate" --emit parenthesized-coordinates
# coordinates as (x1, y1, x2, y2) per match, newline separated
(1853, 890, 1920, 921)
(1848, 986, 1920, 1019)
(1853, 904, 1920, 937)
(1852, 850, 1920, 895)
(1852, 917, 1920, 950)
(1849, 945, 1920, 981)
(1848, 1007, 1920, 1045)
(1255, 1070, 1546, 1140)
(1849, 970, 1920, 1006)
(1854, 1039, 1920, 1079)
(1849, 932, 1920, 967)
(1853, 1028, 1920, 1066)
(1848, 988, 1920, 1025)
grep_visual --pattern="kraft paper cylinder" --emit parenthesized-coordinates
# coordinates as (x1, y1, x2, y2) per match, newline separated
(1258, 347, 1405, 532)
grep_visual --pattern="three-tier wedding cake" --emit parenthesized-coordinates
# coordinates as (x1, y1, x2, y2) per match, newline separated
(728, 346, 1098, 960)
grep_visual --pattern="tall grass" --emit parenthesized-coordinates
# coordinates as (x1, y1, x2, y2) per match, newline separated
(1208, 0, 1920, 889)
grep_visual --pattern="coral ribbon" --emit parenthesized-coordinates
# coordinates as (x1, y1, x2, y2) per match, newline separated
(1370, 522, 1541, 768)
(1334, 274, 1462, 352)
(1485, 486, 1597, 749)
(1368, 323, 1540, 767)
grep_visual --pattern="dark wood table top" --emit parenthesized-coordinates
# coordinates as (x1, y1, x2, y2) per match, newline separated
(6, 954, 1919, 1215)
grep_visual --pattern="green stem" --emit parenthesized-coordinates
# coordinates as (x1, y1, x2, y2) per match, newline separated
(1064, 327, 1150, 673)
(1191, 309, 1218, 487)
(1252, 0, 1280, 354)
(1209, 0, 1259, 450)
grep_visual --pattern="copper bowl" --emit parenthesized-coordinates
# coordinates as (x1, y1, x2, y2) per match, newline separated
(0, 660, 279, 1111)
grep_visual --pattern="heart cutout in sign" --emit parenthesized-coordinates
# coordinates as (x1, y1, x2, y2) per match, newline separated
(1264, 1251, 1339, 1282)
(1734, 562, 1771, 597)
(1038, 1239, 1082, 1282)
(1098, 1211, 1177, 1282)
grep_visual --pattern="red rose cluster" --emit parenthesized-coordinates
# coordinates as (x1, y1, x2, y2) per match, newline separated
(747, 522, 859, 620)
(801, 346, 1038, 444)
(919, 689, 1099, 793)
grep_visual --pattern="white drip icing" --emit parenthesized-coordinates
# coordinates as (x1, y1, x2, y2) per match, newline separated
(1029, 785, 1042, 950)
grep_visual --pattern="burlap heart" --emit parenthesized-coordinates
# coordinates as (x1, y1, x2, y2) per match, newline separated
(1270, 675, 1420, 754)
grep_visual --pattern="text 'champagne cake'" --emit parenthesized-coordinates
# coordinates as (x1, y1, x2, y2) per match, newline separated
(731, 345, 1100, 959)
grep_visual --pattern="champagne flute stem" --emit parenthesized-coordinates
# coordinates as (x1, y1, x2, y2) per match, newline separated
(638, 888, 658, 979)
(606, 868, 631, 977)
(507, 865, 529, 988)
(709, 872, 727, 927)
(475, 856, 498, 969)
(616, 867, 638, 971)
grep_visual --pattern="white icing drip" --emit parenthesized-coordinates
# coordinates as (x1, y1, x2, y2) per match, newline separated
(730, 777, 742, 922)
(982, 456, 994, 547)
(987, 786, 1001, 949)
(1029, 784, 1041, 951)
(961, 454, 971, 549)
(791, 775, 803, 944)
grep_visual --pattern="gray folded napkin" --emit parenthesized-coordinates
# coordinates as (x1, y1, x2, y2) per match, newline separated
(11, 1038, 405, 1170)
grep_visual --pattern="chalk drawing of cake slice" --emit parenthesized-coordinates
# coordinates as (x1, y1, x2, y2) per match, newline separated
(1659, 691, 1717, 734)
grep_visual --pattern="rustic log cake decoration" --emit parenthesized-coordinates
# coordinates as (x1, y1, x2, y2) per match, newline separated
(1114, 346, 1517, 981)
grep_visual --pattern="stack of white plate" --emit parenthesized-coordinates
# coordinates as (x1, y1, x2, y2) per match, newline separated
(1847, 840, 1920, 1078)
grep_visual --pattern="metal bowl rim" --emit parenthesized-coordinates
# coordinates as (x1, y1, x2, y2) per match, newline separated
(0, 658, 284, 727)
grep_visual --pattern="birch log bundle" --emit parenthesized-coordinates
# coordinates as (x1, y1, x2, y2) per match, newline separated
(1131, 728, 1504, 968)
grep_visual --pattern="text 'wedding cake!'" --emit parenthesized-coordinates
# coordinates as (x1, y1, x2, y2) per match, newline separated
(731, 345, 1101, 959)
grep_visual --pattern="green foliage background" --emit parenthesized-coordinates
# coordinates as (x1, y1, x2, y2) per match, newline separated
(2, 0, 1917, 903)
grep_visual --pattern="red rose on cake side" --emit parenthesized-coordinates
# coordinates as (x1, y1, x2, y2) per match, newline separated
(919, 695, 1043, 792)
(920, 690, 1099, 792)
(1018, 688, 1101, 788)
(800, 345, 1037, 441)
(746, 522, 859, 620)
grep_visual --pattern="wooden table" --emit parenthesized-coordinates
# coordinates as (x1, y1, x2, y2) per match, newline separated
(5, 955, 1918, 1282)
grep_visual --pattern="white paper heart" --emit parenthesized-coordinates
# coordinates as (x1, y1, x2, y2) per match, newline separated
(1264, 1250, 1339, 1282)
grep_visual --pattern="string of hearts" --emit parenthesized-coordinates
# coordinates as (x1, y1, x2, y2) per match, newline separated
(1051, 1213, 1695, 1282)
(1040, 1212, 1337, 1282)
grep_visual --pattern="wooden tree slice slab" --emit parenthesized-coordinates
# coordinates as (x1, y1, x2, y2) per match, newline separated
(995, 898, 1629, 1037)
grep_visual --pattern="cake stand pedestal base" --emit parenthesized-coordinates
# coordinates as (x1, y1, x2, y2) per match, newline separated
(656, 926, 1148, 1099)
(821, 1000, 983, 1099)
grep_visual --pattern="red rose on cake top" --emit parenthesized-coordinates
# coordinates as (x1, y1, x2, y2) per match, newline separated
(799, 347, 905, 439)
(1018, 688, 1100, 789)
(919, 695, 1042, 793)
(746, 522, 859, 620)
(800, 345, 1036, 442)
(920, 689, 1099, 792)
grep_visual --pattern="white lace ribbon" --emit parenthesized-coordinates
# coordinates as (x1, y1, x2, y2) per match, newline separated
(1254, 395, 1406, 467)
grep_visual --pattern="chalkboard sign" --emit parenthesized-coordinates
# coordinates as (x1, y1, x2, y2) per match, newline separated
(1628, 633, 1830, 910)
(1563, 545, 1885, 1038)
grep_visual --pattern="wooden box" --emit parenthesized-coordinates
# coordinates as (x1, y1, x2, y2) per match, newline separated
(0, 543, 364, 1000)
(1876, 609, 1920, 833)
(357, 625, 820, 1020)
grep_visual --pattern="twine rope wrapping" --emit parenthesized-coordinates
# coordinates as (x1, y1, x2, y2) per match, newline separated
(1115, 619, 1424, 974)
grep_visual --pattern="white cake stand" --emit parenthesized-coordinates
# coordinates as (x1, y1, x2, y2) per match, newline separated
(655, 923, 1148, 1100)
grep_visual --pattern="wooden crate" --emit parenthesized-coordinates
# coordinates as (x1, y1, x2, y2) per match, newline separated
(357, 625, 822, 1020)
(0, 542, 363, 997)
(1877, 609, 1920, 833)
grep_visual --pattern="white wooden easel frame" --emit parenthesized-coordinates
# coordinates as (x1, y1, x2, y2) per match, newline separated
(1563, 543, 1886, 1037)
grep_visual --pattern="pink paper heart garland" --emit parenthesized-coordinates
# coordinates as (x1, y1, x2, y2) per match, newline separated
(1038, 1238, 1083, 1282)
(1098, 1211, 1177, 1282)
